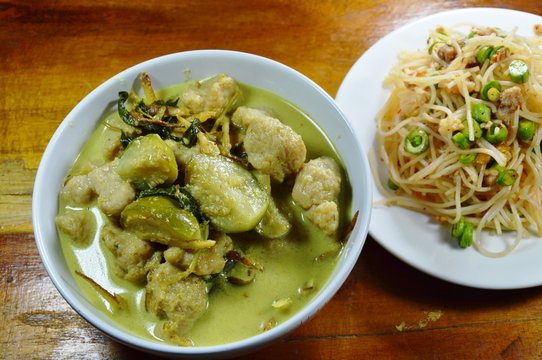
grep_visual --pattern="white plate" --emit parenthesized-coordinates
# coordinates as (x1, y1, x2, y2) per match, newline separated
(336, 8, 542, 289)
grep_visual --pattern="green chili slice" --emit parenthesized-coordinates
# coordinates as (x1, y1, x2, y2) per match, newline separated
(488, 45, 505, 63)
(486, 87, 501, 102)
(481, 81, 502, 101)
(404, 128, 429, 155)
(518, 118, 535, 142)
(496, 169, 518, 186)
(458, 222, 474, 248)
(471, 103, 491, 123)
(387, 178, 399, 191)
(476, 46, 493, 64)
(464, 31, 477, 41)
(428, 42, 440, 55)
(484, 121, 508, 145)
(461, 120, 482, 140)
(459, 153, 477, 164)
(451, 216, 466, 238)
(452, 132, 471, 149)
(509, 60, 529, 84)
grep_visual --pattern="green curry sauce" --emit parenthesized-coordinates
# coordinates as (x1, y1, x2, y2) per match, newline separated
(58, 79, 351, 346)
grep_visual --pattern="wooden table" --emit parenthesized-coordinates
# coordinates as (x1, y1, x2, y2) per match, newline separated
(2, 0, 542, 359)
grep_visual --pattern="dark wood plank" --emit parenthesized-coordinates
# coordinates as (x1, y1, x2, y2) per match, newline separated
(1, 0, 542, 358)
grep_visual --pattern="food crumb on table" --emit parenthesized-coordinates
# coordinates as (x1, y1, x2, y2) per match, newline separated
(395, 310, 443, 331)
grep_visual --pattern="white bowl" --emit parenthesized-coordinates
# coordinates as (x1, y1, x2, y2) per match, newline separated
(32, 50, 372, 358)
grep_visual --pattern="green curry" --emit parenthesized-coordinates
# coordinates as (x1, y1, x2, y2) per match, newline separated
(56, 73, 351, 346)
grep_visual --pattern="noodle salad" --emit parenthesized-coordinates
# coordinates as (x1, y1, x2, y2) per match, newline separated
(374, 24, 542, 257)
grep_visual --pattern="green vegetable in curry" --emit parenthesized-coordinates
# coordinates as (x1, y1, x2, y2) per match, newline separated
(120, 196, 207, 249)
(117, 134, 178, 189)
(184, 154, 270, 233)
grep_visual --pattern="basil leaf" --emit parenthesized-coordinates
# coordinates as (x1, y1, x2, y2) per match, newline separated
(117, 91, 138, 126)
(120, 131, 133, 149)
(181, 119, 200, 148)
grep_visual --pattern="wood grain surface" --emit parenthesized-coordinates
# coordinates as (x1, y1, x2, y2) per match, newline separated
(2, 1, 542, 359)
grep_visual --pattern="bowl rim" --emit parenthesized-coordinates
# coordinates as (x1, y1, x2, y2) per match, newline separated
(32, 49, 372, 357)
